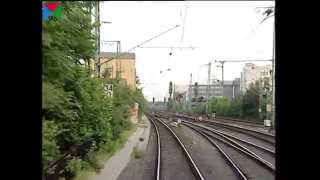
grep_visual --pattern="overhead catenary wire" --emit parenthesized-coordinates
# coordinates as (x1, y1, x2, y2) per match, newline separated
(98, 24, 181, 67)
(180, 2, 188, 44)
(127, 24, 180, 52)
(214, 5, 274, 60)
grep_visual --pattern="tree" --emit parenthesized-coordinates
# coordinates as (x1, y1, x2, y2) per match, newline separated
(42, 2, 147, 179)
(207, 97, 231, 116)
(241, 81, 260, 120)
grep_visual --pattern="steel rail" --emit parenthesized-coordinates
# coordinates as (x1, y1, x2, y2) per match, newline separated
(170, 112, 275, 145)
(147, 115, 161, 180)
(151, 114, 205, 180)
(174, 113, 274, 138)
(202, 119, 274, 137)
(200, 120, 275, 145)
(182, 122, 248, 180)
(183, 120, 275, 155)
(183, 122, 275, 173)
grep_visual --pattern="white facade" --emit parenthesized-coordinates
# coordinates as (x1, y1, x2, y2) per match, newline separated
(240, 63, 272, 93)
(174, 85, 189, 93)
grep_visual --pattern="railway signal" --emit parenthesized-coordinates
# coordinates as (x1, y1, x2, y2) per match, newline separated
(193, 82, 199, 102)
(169, 81, 173, 98)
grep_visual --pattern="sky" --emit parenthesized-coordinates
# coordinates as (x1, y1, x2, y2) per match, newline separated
(100, 1, 275, 101)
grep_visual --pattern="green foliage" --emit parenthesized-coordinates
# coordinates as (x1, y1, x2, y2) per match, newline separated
(132, 146, 143, 159)
(43, 120, 61, 172)
(167, 100, 184, 112)
(208, 97, 231, 116)
(66, 158, 83, 175)
(240, 82, 260, 120)
(228, 97, 242, 118)
(42, 2, 147, 179)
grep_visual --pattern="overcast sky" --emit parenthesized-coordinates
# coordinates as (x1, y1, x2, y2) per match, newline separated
(100, 1, 275, 101)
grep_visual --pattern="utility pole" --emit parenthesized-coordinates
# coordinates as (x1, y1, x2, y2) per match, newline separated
(259, 78, 263, 120)
(206, 62, 211, 115)
(116, 41, 121, 78)
(169, 81, 173, 100)
(256, 6, 275, 130)
(94, 2, 100, 77)
(254, 6, 275, 130)
(188, 73, 192, 111)
(232, 81, 235, 100)
(221, 61, 224, 87)
(173, 83, 176, 110)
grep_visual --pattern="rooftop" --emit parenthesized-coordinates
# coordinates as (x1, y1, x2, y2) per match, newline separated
(100, 52, 135, 59)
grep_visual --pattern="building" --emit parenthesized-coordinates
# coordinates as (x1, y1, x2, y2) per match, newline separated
(240, 63, 272, 93)
(223, 78, 241, 100)
(187, 81, 223, 102)
(186, 78, 241, 102)
(98, 52, 137, 89)
(90, 52, 138, 123)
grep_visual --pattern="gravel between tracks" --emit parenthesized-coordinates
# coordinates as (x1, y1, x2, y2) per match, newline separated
(202, 128, 275, 180)
(154, 119, 197, 180)
(163, 119, 239, 180)
(199, 122, 275, 152)
(209, 118, 275, 135)
(192, 122, 275, 167)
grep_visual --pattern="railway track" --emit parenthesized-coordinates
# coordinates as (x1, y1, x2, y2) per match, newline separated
(182, 121, 275, 170)
(149, 111, 275, 179)
(151, 112, 275, 179)
(158, 117, 248, 180)
(214, 116, 264, 126)
(200, 120, 275, 145)
(146, 114, 204, 180)
(160, 112, 276, 146)
(182, 123, 275, 179)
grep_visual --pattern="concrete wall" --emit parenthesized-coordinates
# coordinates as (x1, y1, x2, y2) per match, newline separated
(223, 84, 240, 100)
